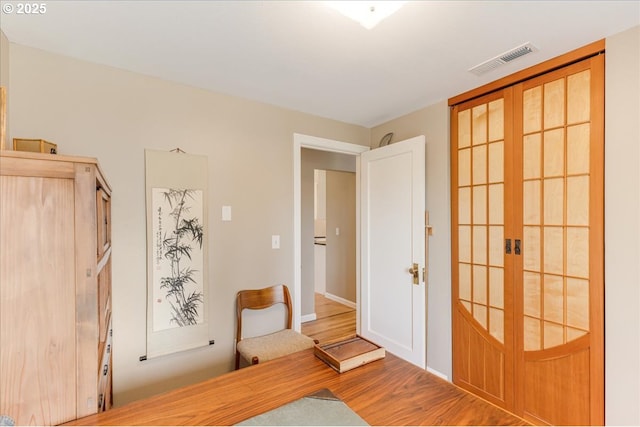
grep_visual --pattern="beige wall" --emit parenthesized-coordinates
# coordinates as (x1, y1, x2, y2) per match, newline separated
(326, 170, 356, 302)
(604, 25, 640, 426)
(6, 43, 369, 405)
(370, 101, 451, 379)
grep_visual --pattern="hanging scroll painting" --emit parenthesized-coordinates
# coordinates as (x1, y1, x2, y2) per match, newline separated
(151, 187, 204, 331)
(145, 149, 210, 359)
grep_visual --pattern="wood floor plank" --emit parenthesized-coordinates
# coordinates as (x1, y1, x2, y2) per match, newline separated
(312, 293, 355, 318)
(302, 293, 356, 344)
(302, 311, 356, 344)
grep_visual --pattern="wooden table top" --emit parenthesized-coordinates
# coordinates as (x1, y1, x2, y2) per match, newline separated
(66, 349, 529, 426)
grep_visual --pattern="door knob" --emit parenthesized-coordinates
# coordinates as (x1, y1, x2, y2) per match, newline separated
(409, 263, 420, 285)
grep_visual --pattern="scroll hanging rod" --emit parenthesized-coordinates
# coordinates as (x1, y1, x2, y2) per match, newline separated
(139, 339, 215, 361)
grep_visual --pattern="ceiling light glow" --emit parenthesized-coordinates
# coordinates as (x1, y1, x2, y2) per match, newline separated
(325, 1, 405, 29)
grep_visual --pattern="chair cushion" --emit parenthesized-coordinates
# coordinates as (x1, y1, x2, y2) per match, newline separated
(237, 329, 315, 364)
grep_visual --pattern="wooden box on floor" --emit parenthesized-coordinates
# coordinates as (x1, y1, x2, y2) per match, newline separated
(314, 335, 385, 373)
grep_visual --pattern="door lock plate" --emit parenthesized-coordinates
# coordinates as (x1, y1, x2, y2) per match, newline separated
(409, 263, 420, 285)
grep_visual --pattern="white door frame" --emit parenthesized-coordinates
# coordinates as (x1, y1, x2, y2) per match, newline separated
(292, 133, 369, 331)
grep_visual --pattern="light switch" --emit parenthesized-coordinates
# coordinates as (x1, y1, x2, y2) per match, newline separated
(272, 235, 280, 249)
(222, 205, 232, 221)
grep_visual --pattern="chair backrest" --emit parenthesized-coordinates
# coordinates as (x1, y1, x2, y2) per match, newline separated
(235, 284, 293, 344)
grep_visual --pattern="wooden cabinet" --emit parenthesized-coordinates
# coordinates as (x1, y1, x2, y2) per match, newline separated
(0, 150, 112, 425)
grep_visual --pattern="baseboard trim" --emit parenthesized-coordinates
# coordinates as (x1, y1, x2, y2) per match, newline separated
(426, 366, 449, 381)
(324, 292, 356, 309)
(301, 313, 317, 323)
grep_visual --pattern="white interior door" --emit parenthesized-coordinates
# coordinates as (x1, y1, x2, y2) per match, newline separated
(360, 135, 426, 368)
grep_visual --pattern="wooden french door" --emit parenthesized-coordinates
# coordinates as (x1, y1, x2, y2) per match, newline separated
(451, 50, 604, 425)
(451, 87, 516, 411)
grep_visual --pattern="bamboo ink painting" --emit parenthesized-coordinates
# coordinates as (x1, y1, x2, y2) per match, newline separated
(152, 187, 205, 332)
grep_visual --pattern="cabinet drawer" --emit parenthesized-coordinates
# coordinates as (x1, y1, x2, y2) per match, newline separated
(97, 315, 113, 412)
(98, 371, 112, 412)
(96, 187, 111, 258)
(98, 255, 111, 343)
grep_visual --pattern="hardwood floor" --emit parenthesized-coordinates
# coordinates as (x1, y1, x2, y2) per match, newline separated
(301, 293, 356, 345)
(298, 293, 529, 425)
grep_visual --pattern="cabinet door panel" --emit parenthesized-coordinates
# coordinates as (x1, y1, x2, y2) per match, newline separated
(0, 176, 76, 425)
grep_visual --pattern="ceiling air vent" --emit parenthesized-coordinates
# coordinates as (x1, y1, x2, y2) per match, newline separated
(469, 42, 538, 76)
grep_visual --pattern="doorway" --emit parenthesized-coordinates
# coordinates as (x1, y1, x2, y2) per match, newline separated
(313, 169, 357, 311)
(292, 134, 368, 332)
(294, 133, 428, 369)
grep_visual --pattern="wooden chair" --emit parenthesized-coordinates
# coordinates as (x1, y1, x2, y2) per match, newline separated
(235, 284, 316, 370)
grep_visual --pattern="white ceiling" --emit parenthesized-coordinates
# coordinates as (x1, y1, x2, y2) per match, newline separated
(1, 1, 638, 127)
